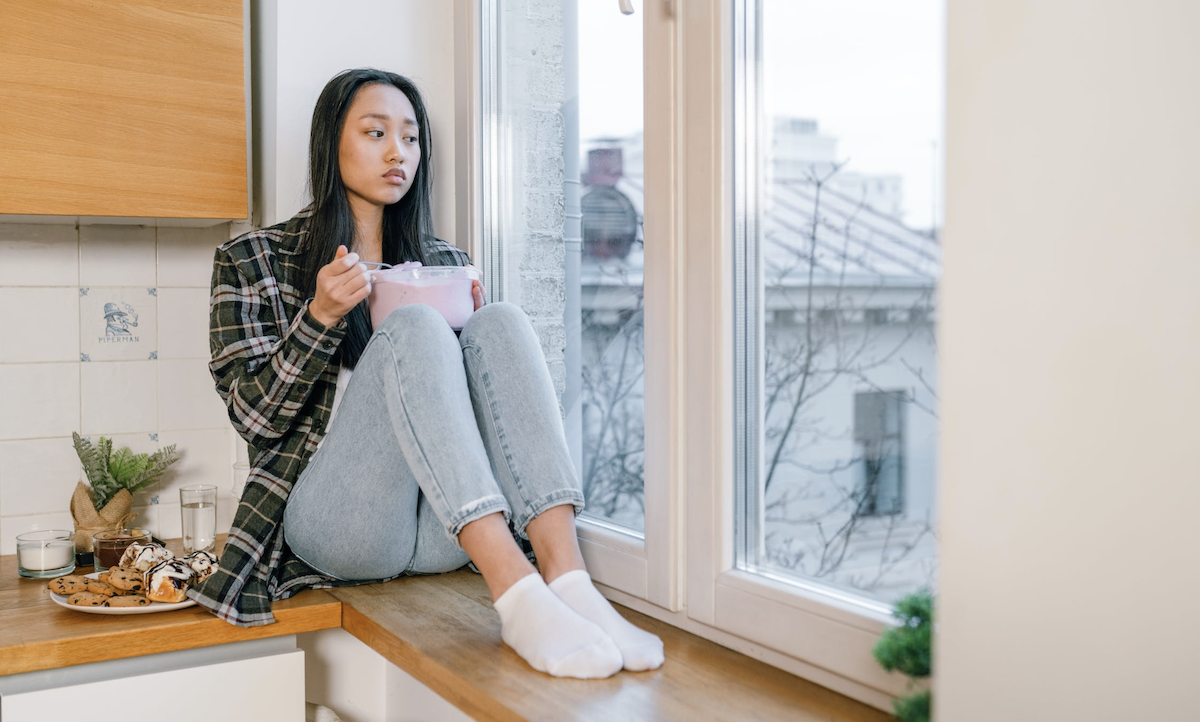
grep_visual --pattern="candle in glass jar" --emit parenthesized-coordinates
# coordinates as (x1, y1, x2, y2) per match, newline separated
(18, 541, 74, 570)
(16, 530, 76, 577)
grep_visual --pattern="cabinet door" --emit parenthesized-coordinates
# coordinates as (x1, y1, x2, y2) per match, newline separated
(1, 650, 304, 721)
(0, 0, 247, 219)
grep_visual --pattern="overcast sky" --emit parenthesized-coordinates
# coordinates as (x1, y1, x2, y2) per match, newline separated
(577, 0, 945, 231)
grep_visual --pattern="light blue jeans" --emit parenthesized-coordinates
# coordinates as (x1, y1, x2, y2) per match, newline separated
(283, 302, 585, 581)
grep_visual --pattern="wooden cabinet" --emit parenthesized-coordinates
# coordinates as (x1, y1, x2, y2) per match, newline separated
(0, 0, 247, 219)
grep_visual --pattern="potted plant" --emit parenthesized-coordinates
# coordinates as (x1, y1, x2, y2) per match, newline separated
(69, 432, 180, 555)
(873, 589, 934, 722)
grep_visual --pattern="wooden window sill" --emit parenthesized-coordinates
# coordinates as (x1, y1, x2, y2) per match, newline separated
(330, 571, 889, 722)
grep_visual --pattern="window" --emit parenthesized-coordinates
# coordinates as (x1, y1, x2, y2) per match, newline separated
(470, 0, 942, 707)
(735, 0, 941, 610)
(853, 390, 906, 517)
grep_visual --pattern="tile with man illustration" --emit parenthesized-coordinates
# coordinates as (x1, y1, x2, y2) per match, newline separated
(79, 286, 158, 362)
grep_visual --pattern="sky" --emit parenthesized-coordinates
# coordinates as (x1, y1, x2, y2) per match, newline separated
(576, 0, 946, 231)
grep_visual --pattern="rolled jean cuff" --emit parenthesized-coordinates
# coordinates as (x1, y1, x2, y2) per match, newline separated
(513, 489, 587, 540)
(446, 494, 512, 542)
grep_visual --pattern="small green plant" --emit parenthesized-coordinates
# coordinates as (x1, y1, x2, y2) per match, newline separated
(872, 588, 933, 722)
(72, 432, 180, 510)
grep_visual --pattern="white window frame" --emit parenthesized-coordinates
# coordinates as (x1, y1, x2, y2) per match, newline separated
(457, 0, 919, 710)
(457, 0, 682, 613)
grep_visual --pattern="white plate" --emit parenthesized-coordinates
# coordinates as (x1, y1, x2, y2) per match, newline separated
(49, 571, 196, 615)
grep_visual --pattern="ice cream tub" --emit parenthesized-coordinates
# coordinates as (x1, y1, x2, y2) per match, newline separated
(368, 264, 481, 331)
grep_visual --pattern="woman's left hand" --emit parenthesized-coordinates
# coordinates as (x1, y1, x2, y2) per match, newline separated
(468, 266, 486, 310)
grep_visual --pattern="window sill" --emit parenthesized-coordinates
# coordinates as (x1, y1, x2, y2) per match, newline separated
(330, 570, 892, 722)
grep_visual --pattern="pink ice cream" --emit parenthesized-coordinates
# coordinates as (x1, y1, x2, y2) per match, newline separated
(369, 265, 481, 330)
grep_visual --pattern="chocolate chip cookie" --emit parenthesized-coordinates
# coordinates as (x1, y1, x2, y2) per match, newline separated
(48, 575, 90, 595)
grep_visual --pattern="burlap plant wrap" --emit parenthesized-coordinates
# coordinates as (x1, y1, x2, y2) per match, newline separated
(69, 481, 135, 553)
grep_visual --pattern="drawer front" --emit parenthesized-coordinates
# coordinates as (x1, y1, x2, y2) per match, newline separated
(1, 649, 304, 721)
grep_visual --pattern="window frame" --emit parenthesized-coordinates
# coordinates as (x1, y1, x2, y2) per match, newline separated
(460, 0, 923, 708)
(462, 0, 682, 612)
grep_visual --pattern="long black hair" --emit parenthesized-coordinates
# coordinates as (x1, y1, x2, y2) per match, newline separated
(296, 68, 435, 370)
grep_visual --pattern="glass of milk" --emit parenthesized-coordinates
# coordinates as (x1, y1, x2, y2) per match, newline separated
(16, 530, 76, 578)
(180, 485, 218, 553)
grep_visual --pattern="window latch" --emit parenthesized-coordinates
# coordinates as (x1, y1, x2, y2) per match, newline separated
(619, 0, 672, 15)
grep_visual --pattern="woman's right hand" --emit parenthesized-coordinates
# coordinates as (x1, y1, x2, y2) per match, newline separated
(309, 245, 373, 327)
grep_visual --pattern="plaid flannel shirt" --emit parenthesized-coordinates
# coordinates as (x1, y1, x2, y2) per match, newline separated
(189, 206, 471, 626)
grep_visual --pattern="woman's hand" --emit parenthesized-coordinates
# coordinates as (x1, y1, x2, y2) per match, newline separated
(468, 266, 486, 311)
(310, 245, 373, 327)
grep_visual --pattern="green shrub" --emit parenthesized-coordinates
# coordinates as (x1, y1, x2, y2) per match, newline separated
(872, 589, 934, 722)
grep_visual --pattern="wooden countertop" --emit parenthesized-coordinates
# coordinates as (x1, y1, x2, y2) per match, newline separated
(0, 542, 888, 722)
(0, 537, 340, 677)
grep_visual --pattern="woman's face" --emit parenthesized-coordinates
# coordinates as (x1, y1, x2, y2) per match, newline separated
(338, 83, 421, 212)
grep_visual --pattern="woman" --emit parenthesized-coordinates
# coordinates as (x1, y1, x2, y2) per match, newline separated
(194, 68, 662, 679)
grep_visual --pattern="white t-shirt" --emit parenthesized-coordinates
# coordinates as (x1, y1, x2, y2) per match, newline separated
(315, 366, 353, 452)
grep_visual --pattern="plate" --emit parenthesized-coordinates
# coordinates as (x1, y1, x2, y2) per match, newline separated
(49, 571, 196, 615)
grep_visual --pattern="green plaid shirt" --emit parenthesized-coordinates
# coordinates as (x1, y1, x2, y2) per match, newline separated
(190, 206, 471, 626)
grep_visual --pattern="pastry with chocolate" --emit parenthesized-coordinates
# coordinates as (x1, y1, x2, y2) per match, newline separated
(145, 559, 196, 604)
(182, 550, 219, 582)
(119, 542, 174, 572)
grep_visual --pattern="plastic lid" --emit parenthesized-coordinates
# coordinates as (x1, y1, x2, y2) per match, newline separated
(371, 265, 481, 283)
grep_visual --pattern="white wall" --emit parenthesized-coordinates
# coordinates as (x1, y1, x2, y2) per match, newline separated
(255, 0, 458, 241)
(938, 1, 1200, 719)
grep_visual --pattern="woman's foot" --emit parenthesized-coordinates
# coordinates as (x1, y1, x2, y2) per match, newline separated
(549, 570, 664, 671)
(492, 572, 623, 679)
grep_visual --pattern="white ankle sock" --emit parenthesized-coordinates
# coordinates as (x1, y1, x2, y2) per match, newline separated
(492, 572, 623, 679)
(549, 570, 664, 671)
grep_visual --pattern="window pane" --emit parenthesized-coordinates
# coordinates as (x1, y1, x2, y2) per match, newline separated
(738, 0, 943, 605)
(486, 0, 646, 533)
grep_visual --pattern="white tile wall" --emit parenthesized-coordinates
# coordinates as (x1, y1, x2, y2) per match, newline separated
(0, 364, 80, 440)
(158, 225, 228, 287)
(0, 438, 82, 516)
(0, 224, 78, 287)
(79, 225, 157, 287)
(159, 359, 228, 431)
(0, 223, 234, 548)
(0, 288, 80, 363)
(158, 288, 211, 359)
(155, 501, 183, 540)
(152, 429, 230, 501)
(81, 361, 158, 435)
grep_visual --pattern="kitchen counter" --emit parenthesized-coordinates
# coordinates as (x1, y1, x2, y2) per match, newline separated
(0, 541, 889, 722)
(0, 537, 339, 677)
